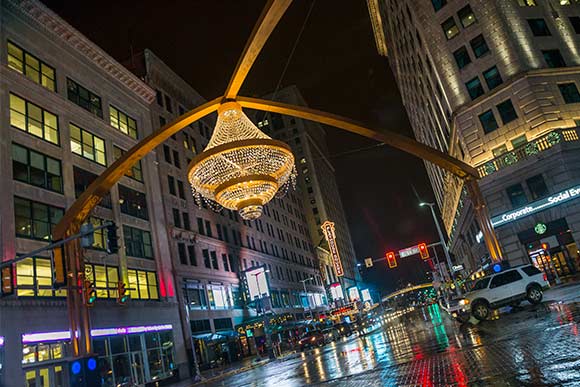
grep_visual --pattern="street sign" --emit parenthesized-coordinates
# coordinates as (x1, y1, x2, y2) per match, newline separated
(364, 257, 373, 268)
(399, 246, 419, 258)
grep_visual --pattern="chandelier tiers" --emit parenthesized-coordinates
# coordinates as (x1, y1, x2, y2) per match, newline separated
(187, 101, 296, 220)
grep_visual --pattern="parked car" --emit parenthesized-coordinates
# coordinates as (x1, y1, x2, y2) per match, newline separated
(457, 265, 549, 321)
(298, 330, 325, 350)
(335, 323, 353, 337)
(322, 327, 340, 343)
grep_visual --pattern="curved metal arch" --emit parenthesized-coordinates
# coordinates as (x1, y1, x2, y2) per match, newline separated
(237, 97, 479, 179)
(53, 97, 221, 240)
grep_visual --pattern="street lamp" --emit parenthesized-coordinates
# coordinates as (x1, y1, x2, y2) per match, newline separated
(248, 269, 275, 359)
(300, 277, 314, 320)
(420, 202, 462, 296)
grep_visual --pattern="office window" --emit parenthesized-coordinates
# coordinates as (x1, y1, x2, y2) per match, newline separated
(187, 246, 197, 266)
(127, 269, 158, 300)
(73, 167, 112, 208)
(109, 106, 138, 139)
(14, 197, 63, 241)
(211, 251, 219, 270)
(506, 184, 528, 207)
(12, 143, 62, 193)
(526, 175, 549, 200)
(16, 257, 67, 297)
(7, 41, 56, 91)
(570, 16, 580, 34)
(214, 318, 233, 331)
(9, 94, 59, 144)
(208, 284, 229, 309)
(483, 66, 503, 90)
(432, 0, 446, 11)
(119, 185, 148, 220)
(197, 218, 205, 235)
(168, 175, 176, 196)
(203, 249, 211, 268)
(470, 34, 489, 58)
(205, 220, 213, 237)
(458, 5, 476, 28)
(442, 17, 459, 40)
(453, 46, 471, 69)
(123, 226, 154, 259)
(466, 77, 485, 100)
(177, 180, 185, 199)
(88, 217, 108, 251)
(511, 135, 527, 149)
(216, 224, 223, 240)
(183, 212, 191, 231)
(173, 208, 181, 228)
(164, 95, 173, 113)
(222, 254, 230, 272)
(172, 150, 180, 168)
(155, 90, 163, 106)
(479, 110, 499, 134)
(113, 146, 143, 182)
(70, 124, 106, 165)
(528, 18, 551, 36)
(66, 78, 102, 117)
(178, 243, 187, 264)
(496, 100, 518, 125)
(542, 50, 566, 68)
(559, 83, 580, 103)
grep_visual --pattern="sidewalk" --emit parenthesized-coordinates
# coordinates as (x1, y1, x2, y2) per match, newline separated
(169, 351, 298, 387)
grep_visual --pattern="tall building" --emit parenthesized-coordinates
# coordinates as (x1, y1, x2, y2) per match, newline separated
(126, 51, 328, 368)
(0, 0, 186, 385)
(368, 0, 580, 281)
(257, 86, 362, 300)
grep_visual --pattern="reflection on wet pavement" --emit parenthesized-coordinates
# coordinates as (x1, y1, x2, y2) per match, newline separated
(211, 301, 580, 386)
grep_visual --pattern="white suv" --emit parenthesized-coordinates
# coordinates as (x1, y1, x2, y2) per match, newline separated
(458, 265, 549, 321)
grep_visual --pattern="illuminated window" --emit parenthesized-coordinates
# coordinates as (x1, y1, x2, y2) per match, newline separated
(14, 197, 63, 241)
(21, 342, 64, 364)
(7, 41, 56, 91)
(9, 94, 59, 144)
(453, 46, 471, 69)
(12, 143, 62, 193)
(119, 185, 148, 220)
(527, 18, 551, 36)
(16, 257, 66, 297)
(466, 77, 484, 100)
(458, 5, 476, 28)
(470, 35, 489, 58)
(184, 282, 207, 310)
(442, 17, 459, 40)
(542, 50, 566, 68)
(89, 217, 108, 251)
(483, 66, 503, 90)
(431, 0, 446, 12)
(109, 106, 138, 139)
(478, 110, 499, 134)
(559, 83, 580, 103)
(127, 269, 159, 300)
(66, 78, 102, 118)
(123, 225, 153, 259)
(506, 184, 528, 207)
(70, 123, 106, 165)
(113, 146, 143, 182)
(208, 284, 230, 309)
(496, 99, 518, 125)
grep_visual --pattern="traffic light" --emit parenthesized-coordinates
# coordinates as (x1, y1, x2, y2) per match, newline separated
(386, 251, 397, 268)
(83, 280, 97, 307)
(117, 281, 129, 305)
(365, 257, 373, 268)
(418, 243, 429, 260)
(52, 244, 67, 288)
(1, 264, 14, 297)
(106, 222, 119, 254)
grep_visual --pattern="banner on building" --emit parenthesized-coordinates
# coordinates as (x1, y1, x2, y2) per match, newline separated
(321, 221, 344, 277)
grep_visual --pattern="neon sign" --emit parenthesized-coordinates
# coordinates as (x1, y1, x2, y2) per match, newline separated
(321, 221, 344, 277)
(491, 184, 580, 228)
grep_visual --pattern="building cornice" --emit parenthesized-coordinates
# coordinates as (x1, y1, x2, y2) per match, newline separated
(7, 0, 156, 105)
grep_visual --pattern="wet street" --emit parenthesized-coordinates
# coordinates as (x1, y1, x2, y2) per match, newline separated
(207, 285, 580, 386)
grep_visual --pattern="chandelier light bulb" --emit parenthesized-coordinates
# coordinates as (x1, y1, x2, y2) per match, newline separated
(188, 101, 296, 220)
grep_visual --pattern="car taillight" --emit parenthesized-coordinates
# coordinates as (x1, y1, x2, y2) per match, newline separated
(543, 273, 548, 282)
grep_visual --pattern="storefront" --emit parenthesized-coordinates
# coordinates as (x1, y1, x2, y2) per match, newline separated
(236, 314, 296, 356)
(19, 324, 177, 387)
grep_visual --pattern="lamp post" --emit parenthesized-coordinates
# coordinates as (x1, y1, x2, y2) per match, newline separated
(300, 277, 314, 320)
(420, 202, 462, 296)
(249, 269, 275, 359)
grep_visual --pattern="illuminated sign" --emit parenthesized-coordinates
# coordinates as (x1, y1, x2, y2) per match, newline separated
(321, 221, 344, 277)
(329, 282, 344, 300)
(330, 303, 356, 316)
(399, 246, 419, 258)
(361, 289, 372, 302)
(21, 324, 173, 344)
(347, 286, 360, 302)
(535, 222, 547, 235)
(491, 185, 580, 228)
(244, 266, 270, 300)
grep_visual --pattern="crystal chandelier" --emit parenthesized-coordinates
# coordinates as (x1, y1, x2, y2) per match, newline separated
(188, 101, 296, 220)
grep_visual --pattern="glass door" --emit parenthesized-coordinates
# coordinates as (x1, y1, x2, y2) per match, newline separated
(130, 352, 145, 385)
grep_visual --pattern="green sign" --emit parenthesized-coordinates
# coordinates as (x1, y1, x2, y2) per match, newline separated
(534, 222, 547, 235)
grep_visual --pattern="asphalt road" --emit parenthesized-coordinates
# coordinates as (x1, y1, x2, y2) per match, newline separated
(205, 284, 580, 386)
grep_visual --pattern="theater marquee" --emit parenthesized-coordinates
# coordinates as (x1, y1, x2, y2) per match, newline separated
(321, 221, 344, 277)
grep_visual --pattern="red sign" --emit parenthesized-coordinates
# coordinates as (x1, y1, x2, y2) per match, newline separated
(330, 303, 356, 316)
(321, 221, 344, 277)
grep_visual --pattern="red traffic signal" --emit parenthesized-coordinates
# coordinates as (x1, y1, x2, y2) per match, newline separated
(418, 243, 429, 260)
(386, 252, 397, 268)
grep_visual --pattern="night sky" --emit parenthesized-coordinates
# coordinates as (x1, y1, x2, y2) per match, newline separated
(43, 0, 440, 294)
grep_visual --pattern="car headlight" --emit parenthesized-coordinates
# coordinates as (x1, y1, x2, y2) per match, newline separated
(458, 299, 470, 306)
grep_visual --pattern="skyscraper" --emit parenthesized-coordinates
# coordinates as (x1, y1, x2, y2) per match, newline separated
(368, 0, 580, 280)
